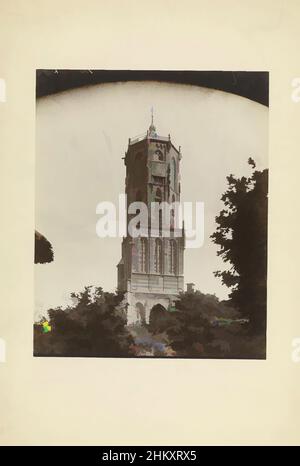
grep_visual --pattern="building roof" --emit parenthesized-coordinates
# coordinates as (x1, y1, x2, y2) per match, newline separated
(129, 131, 169, 146)
(128, 132, 180, 155)
(128, 113, 181, 154)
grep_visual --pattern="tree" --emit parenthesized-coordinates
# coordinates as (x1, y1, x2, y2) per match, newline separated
(170, 291, 213, 356)
(34, 231, 54, 264)
(148, 291, 213, 357)
(211, 160, 268, 334)
(34, 286, 134, 357)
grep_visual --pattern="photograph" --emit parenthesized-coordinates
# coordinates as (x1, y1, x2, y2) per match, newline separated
(2, 0, 300, 450)
(34, 70, 268, 359)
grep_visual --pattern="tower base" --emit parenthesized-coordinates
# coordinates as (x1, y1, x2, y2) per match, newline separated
(125, 291, 178, 325)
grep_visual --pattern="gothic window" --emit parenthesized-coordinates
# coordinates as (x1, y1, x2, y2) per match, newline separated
(139, 238, 147, 273)
(132, 240, 138, 272)
(169, 240, 177, 274)
(155, 149, 163, 161)
(170, 158, 176, 190)
(153, 188, 163, 236)
(155, 187, 162, 202)
(135, 302, 146, 325)
(154, 239, 163, 273)
(170, 210, 174, 231)
(159, 209, 162, 235)
(171, 194, 176, 230)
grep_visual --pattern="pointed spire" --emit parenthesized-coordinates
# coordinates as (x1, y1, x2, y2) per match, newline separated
(148, 106, 157, 136)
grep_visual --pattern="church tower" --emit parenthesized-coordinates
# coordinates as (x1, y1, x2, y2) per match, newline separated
(117, 114, 185, 324)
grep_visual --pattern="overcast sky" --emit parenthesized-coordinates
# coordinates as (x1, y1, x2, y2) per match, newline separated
(35, 81, 268, 317)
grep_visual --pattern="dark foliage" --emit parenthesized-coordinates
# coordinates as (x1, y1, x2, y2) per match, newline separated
(34, 231, 54, 264)
(211, 160, 268, 335)
(34, 286, 134, 357)
(149, 291, 214, 357)
(148, 290, 265, 358)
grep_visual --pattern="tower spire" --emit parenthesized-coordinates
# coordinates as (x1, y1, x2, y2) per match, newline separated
(149, 106, 156, 136)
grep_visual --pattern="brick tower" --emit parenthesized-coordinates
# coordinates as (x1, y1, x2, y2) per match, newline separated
(117, 114, 184, 324)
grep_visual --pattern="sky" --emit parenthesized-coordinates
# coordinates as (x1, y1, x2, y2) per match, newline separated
(35, 81, 268, 318)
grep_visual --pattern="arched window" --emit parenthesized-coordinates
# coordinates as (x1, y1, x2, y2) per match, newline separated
(155, 187, 162, 202)
(155, 149, 163, 161)
(139, 238, 147, 273)
(159, 209, 162, 235)
(154, 239, 162, 273)
(169, 240, 177, 274)
(132, 241, 138, 272)
(170, 158, 176, 190)
(171, 194, 176, 231)
(154, 188, 163, 235)
(135, 302, 146, 325)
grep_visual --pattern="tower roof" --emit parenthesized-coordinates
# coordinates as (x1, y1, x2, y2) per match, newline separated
(148, 106, 157, 137)
(127, 112, 180, 155)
